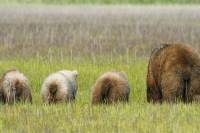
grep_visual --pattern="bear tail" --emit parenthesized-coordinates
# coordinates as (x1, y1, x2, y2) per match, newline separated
(100, 79, 112, 103)
(49, 82, 58, 95)
(92, 78, 112, 104)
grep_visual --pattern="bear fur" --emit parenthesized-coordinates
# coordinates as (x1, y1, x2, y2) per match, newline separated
(41, 70, 78, 104)
(91, 71, 130, 104)
(147, 44, 200, 103)
(0, 69, 32, 104)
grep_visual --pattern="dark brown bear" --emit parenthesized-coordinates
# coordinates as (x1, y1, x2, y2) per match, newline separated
(147, 44, 200, 103)
(0, 69, 32, 104)
(91, 71, 130, 104)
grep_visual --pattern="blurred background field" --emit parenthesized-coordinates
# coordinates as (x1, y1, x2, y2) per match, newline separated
(0, 5, 200, 133)
(0, 6, 200, 60)
(1, 0, 200, 5)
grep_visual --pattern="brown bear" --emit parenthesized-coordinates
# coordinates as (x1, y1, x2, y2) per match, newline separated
(147, 44, 200, 103)
(91, 71, 130, 104)
(0, 69, 32, 104)
(41, 70, 78, 104)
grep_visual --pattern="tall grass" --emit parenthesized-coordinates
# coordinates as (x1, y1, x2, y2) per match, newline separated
(0, 6, 200, 59)
(1, 58, 200, 133)
(0, 58, 147, 132)
(0, 6, 200, 132)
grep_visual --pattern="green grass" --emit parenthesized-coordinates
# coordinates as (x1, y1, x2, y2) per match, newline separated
(0, 58, 200, 133)
(1, 0, 200, 5)
(0, 6, 200, 132)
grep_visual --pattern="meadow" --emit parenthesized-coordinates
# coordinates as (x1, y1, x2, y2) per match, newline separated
(0, 6, 200, 133)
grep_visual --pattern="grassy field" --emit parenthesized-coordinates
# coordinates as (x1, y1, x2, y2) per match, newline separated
(0, 6, 200, 133)
(1, 59, 200, 133)
(1, 58, 200, 133)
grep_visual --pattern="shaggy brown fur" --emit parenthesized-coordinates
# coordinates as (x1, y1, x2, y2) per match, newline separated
(0, 69, 32, 104)
(41, 70, 78, 104)
(47, 82, 59, 103)
(91, 71, 130, 104)
(147, 44, 200, 103)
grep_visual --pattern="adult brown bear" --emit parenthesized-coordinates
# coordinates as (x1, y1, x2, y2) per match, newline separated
(147, 44, 200, 103)
(91, 71, 130, 104)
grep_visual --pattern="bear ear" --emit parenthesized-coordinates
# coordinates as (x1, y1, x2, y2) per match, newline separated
(73, 70, 78, 77)
(118, 71, 127, 79)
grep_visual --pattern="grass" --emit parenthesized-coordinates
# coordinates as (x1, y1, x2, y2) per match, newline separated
(0, 58, 148, 132)
(0, 58, 196, 133)
(0, 6, 200, 59)
(0, 57, 147, 104)
(2, 103, 200, 133)
(0, 6, 200, 132)
(1, 0, 200, 5)
(0, 58, 200, 132)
